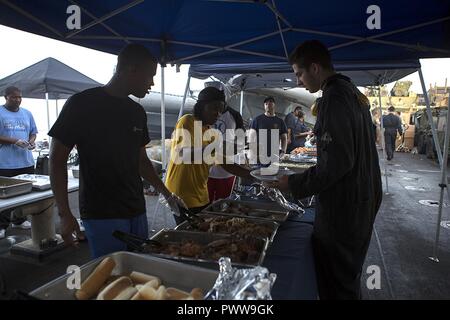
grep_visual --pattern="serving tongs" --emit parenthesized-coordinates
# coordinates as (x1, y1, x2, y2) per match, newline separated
(178, 209, 205, 228)
(112, 230, 162, 253)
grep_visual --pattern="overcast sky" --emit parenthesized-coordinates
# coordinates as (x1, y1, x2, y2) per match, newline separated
(0, 24, 449, 140)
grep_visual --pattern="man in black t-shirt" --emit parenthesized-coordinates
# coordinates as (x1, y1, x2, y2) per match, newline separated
(285, 107, 313, 152)
(248, 96, 288, 165)
(49, 44, 185, 258)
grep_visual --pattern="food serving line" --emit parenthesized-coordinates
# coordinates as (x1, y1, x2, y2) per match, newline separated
(30, 191, 318, 300)
(2, 153, 318, 299)
(97, 151, 319, 300)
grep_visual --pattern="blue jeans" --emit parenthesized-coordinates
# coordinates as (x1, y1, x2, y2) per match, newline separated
(82, 213, 148, 258)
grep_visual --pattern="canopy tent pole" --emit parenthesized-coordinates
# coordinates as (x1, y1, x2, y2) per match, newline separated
(378, 85, 389, 194)
(429, 96, 450, 263)
(150, 64, 168, 232)
(419, 69, 450, 205)
(45, 92, 50, 132)
(68, 0, 130, 44)
(269, 0, 289, 59)
(178, 75, 191, 120)
(239, 90, 244, 115)
(65, 0, 144, 38)
(1, 0, 63, 37)
(55, 99, 58, 119)
(161, 64, 166, 171)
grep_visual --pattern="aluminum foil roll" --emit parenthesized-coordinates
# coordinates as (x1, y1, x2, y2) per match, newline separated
(205, 257, 277, 300)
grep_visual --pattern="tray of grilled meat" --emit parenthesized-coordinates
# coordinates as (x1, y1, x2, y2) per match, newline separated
(202, 199, 290, 222)
(175, 213, 280, 243)
(0, 176, 33, 199)
(113, 229, 268, 269)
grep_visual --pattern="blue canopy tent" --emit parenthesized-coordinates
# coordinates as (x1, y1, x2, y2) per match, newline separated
(1, 0, 449, 259)
(0, 1, 448, 63)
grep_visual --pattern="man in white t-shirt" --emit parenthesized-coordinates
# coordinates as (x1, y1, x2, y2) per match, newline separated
(208, 105, 244, 202)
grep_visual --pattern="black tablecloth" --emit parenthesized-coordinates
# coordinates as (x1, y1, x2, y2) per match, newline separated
(288, 207, 316, 225)
(263, 219, 318, 300)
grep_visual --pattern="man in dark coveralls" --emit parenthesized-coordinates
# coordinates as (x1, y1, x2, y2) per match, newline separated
(382, 106, 403, 160)
(270, 40, 382, 299)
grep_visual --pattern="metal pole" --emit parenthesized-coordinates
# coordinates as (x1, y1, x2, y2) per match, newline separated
(161, 64, 166, 171)
(419, 68, 450, 204)
(178, 75, 190, 120)
(55, 99, 59, 119)
(378, 86, 389, 194)
(240, 90, 244, 115)
(45, 92, 50, 132)
(429, 95, 450, 263)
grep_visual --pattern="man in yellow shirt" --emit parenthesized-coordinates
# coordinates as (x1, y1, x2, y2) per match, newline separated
(165, 87, 251, 224)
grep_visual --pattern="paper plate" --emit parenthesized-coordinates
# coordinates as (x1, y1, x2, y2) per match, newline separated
(250, 167, 296, 182)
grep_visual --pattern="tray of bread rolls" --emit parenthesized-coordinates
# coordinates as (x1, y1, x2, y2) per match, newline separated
(29, 251, 218, 300)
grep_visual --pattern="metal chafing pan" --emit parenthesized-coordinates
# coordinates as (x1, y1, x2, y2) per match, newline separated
(148, 229, 268, 269)
(202, 199, 290, 222)
(175, 213, 280, 243)
(0, 176, 33, 199)
(29, 251, 218, 300)
(13, 174, 51, 191)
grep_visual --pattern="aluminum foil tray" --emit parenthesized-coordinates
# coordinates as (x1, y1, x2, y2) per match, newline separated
(175, 213, 280, 243)
(30, 251, 218, 300)
(149, 229, 268, 268)
(0, 176, 33, 199)
(202, 199, 290, 222)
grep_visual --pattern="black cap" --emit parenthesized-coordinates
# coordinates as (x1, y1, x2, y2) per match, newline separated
(197, 87, 225, 103)
(264, 96, 275, 104)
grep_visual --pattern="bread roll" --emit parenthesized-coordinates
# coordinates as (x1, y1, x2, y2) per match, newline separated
(138, 284, 158, 300)
(129, 271, 161, 286)
(130, 291, 142, 300)
(130, 284, 146, 300)
(190, 288, 204, 300)
(166, 287, 190, 300)
(114, 286, 138, 300)
(96, 276, 133, 300)
(139, 283, 167, 300)
(75, 257, 116, 300)
(155, 285, 167, 300)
